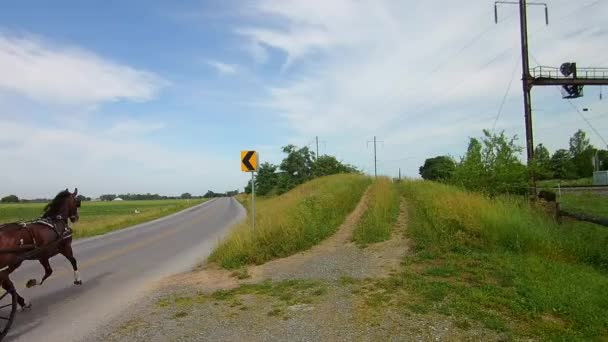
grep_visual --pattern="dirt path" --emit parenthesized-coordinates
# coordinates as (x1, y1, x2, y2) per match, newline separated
(88, 195, 501, 342)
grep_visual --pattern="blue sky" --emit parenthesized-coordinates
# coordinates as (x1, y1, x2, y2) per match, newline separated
(1, 0, 607, 198)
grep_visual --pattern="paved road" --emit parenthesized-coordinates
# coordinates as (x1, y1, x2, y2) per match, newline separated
(4, 197, 245, 342)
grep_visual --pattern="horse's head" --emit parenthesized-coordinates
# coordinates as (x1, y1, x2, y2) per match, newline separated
(43, 188, 81, 224)
(68, 188, 81, 223)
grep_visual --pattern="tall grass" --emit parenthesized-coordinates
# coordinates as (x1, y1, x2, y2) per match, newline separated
(352, 177, 400, 245)
(397, 180, 608, 339)
(210, 174, 371, 269)
(401, 181, 608, 270)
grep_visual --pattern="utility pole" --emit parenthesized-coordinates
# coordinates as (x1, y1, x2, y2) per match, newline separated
(366, 137, 380, 178)
(374, 136, 377, 178)
(398, 168, 401, 181)
(495, 0, 608, 198)
(517, 0, 536, 199)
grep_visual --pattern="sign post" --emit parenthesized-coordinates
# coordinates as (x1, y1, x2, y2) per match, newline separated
(241, 151, 258, 230)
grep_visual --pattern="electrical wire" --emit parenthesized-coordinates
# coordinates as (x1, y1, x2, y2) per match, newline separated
(564, 96, 608, 147)
(492, 57, 520, 133)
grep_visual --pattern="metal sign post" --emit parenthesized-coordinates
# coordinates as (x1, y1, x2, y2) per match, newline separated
(241, 150, 258, 230)
(251, 171, 255, 230)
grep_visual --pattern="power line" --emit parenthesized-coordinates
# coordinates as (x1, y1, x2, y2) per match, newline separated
(492, 57, 520, 132)
(564, 96, 608, 147)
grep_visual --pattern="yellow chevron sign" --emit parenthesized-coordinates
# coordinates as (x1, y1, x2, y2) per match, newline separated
(241, 151, 258, 172)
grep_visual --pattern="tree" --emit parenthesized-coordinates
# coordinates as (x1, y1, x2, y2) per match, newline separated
(452, 130, 526, 195)
(568, 130, 595, 178)
(313, 155, 358, 177)
(1, 195, 19, 203)
(452, 137, 485, 191)
(180, 192, 192, 199)
(255, 162, 279, 196)
(75, 195, 91, 201)
(550, 149, 577, 179)
(278, 145, 315, 193)
(533, 144, 553, 180)
(597, 150, 608, 171)
(419, 156, 456, 181)
(99, 194, 117, 201)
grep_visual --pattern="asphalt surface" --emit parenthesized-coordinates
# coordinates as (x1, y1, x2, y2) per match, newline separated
(3, 197, 245, 342)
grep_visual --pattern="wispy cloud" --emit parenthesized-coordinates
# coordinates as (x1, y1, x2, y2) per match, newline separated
(0, 33, 166, 106)
(106, 119, 165, 136)
(235, 0, 608, 177)
(206, 60, 237, 75)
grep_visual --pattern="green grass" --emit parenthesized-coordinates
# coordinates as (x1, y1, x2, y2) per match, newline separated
(538, 177, 593, 189)
(560, 192, 608, 218)
(0, 199, 206, 238)
(386, 180, 608, 339)
(209, 174, 371, 269)
(352, 177, 400, 246)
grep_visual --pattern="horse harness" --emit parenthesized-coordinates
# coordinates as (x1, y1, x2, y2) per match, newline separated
(16, 217, 72, 250)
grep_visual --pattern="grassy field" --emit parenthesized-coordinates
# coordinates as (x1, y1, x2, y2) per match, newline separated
(560, 192, 608, 218)
(209, 174, 371, 269)
(0, 199, 206, 239)
(538, 177, 593, 189)
(383, 181, 608, 339)
(352, 177, 400, 246)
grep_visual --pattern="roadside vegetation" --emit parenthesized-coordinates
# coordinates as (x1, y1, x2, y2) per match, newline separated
(419, 128, 606, 197)
(0, 199, 206, 238)
(352, 177, 400, 246)
(377, 180, 608, 339)
(560, 192, 608, 218)
(209, 174, 370, 269)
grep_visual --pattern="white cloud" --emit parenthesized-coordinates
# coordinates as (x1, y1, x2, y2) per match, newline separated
(237, 0, 608, 177)
(0, 120, 240, 198)
(206, 60, 237, 75)
(0, 33, 166, 105)
(106, 119, 165, 136)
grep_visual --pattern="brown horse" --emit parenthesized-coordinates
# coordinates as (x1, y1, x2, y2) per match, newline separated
(0, 188, 82, 310)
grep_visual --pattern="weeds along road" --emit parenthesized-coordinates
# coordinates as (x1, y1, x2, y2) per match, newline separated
(4, 197, 246, 342)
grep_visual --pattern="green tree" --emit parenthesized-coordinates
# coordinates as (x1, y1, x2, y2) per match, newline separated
(278, 145, 315, 193)
(452, 130, 526, 195)
(418, 156, 456, 181)
(99, 194, 117, 201)
(597, 150, 608, 171)
(313, 155, 358, 177)
(550, 149, 577, 179)
(255, 162, 279, 196)
(1, 195, 19, 203)
(180, 192, 192, 199)
(533, 144, 553, 180)
(452, 137, 485, 191)
(569, 130, 595, 177)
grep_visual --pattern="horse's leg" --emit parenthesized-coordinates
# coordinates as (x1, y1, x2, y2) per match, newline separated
(37, 258, 53, 286)
(59, 244, 81, 285)
(1, 265, 30, 310)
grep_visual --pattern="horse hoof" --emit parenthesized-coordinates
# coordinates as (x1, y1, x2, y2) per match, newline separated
(20, 303, 32, 312)
(74, 280, 82, 286)
(26, 279, 37, 288)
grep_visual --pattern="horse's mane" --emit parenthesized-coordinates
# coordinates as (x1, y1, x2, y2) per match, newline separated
(42, 190, 71, 218)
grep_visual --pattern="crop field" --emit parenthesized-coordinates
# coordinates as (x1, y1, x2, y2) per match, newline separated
(0, 199, 206, 239)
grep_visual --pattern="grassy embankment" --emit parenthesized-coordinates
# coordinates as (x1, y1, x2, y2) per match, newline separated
(352, 177, 400, 246)
(209, 174, 371, 269)
(361, 181, 608, 340)
(0, 199, 206, 238)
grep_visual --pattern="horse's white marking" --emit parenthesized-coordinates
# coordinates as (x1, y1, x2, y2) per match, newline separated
(74, 270, 81, 282)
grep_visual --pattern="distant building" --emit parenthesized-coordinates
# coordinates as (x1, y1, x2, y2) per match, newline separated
(113, 197, 124, 201)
